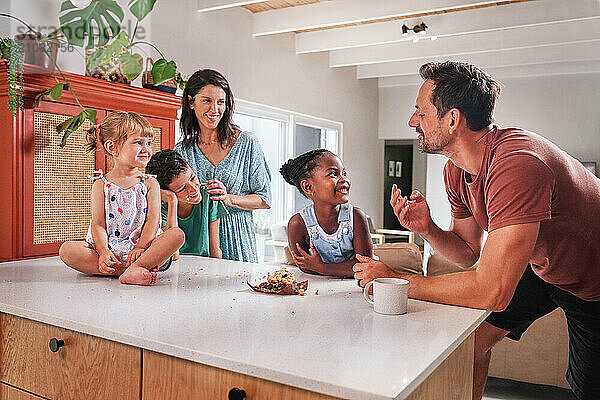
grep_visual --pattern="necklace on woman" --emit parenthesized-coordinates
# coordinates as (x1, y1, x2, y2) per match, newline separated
(199, 136, 218, 146)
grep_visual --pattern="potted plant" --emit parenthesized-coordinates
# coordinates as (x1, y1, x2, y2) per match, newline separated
(0, 12, 96, 143)
(1, 0, 185, 146)
(43, 0, 185, 143)
(48, 0, 185, 90)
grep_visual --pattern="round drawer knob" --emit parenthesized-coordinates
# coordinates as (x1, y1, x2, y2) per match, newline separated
(228, 388, 246, 400)
(49, 338, 64, 352)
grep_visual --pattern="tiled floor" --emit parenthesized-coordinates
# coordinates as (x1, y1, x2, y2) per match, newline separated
(483, 377, 578, 400)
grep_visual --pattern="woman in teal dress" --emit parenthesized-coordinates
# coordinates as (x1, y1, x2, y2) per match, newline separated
(176, 69, 271, 262)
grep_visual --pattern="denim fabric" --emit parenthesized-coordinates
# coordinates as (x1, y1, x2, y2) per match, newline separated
(299, 203, 354, 264)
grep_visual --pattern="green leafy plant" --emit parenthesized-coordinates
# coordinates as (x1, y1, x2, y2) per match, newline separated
(50, 0, 184, 86)
(0, 38, 13, 58)
(46, 0, 186, 142)
(56, 0, 124, 49)
(2, 1, 186, 146)
(0, 13, 95, 139)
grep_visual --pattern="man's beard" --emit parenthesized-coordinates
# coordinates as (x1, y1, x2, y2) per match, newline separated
(418, 127, 448, 154)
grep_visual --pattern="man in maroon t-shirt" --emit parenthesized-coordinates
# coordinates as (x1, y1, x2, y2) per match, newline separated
(353, 61, 600, 400)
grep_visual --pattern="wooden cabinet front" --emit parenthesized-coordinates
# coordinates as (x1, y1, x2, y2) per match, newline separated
(142, 350, 338, 400)
(0, 314, 141, 399)
(143, 334, 474, 400)
(0, 383, 44, 400)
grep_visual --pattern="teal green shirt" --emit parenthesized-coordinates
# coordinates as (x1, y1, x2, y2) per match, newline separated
(161, 186, 228, 256)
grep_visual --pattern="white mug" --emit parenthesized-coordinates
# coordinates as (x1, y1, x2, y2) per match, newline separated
(363, 278, 409, 315)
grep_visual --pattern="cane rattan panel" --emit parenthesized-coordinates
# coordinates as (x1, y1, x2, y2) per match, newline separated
(151, 126, 161, 155)
(33, 112, 95, 244)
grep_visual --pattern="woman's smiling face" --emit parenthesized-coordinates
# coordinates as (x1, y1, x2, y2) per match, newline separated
(191, 84, 226, 132)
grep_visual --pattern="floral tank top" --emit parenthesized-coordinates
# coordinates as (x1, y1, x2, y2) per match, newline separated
(85, 170, 162, 262)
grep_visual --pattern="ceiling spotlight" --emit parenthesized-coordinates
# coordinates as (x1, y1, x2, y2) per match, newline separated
(414, 22, 428, 34)
(401, 24, 409, 37)
(431, 35, 437, 41)
(402, 22, 428, 38)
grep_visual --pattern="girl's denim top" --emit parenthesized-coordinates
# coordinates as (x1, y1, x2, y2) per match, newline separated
(299, 202, 354, 264)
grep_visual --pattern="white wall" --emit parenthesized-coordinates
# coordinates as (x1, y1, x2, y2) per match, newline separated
(378, 85, 419, 140)
(149, 1, 382, 224)
(495, 74, 600, 166)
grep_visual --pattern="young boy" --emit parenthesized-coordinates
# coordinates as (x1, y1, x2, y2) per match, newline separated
(146, 149, 227, 258)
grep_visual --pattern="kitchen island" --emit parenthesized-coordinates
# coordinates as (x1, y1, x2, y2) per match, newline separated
(0, 256, 489, 399)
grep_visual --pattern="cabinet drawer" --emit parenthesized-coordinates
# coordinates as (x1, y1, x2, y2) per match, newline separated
(0, 383, 44, 400)
(0, 314, 140, 399)
(142, 350, 338, 400)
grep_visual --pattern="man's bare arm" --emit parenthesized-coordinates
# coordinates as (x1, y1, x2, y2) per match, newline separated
(421, 216, 485, 268)
(403, 222, 539, 310)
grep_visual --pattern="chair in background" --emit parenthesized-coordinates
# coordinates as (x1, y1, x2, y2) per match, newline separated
(366, 215, 414, 245)
(373, 242, 423, 275)
(265, 222, 290, 264)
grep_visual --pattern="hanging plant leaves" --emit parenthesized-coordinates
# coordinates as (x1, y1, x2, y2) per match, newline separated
(87, 31, 130, 71)
(58, 0, 124, 49)
(7, 38, 24, 118)
(82, 108, 98, 125)
(151, 59, 177, 86)
(33, 83, 68, 108)
(119, 52, 143, 80)
(57, 112, 85, 147)
(128, 0, 157, 21)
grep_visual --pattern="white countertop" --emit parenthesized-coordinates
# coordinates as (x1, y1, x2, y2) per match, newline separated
(0, 256, 489, 399)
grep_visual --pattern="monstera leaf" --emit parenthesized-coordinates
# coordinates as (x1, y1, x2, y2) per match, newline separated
(58, 0, 124, 49)
(151, 59, 177, 86)
(128, 0, 157, 21)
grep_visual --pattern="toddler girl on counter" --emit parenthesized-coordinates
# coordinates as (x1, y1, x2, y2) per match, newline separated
(59, 111, 184, 285)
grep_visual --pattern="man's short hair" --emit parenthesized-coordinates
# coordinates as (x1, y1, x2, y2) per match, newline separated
(419, 61, 502, 131)
(146, 149, 189, 190)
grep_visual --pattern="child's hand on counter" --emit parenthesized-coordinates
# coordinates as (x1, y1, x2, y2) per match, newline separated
(292, 243, 324, 274)
(98, 250, 121, 274)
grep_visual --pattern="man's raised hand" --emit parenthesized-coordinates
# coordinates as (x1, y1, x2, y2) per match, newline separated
(390, 185, 432, 235)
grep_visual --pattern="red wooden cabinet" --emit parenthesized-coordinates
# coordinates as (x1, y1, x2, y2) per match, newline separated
(0, 61, 181, 261)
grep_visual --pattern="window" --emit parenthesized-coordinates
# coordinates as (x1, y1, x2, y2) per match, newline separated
(233, 113, 288, 236)
(234, 100, 343, 262)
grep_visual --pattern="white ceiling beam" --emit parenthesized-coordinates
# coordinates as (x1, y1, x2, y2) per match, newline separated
(296, 0, 600, 54)
(252, 0, 513, 36)
(197, 0, 262, 12)
(330, 17, 600, 67)
(357, 41, 600, 79)
(377, 60, 600, 87)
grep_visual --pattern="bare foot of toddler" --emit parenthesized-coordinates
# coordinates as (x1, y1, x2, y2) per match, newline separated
(119, 266, 157, 286)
